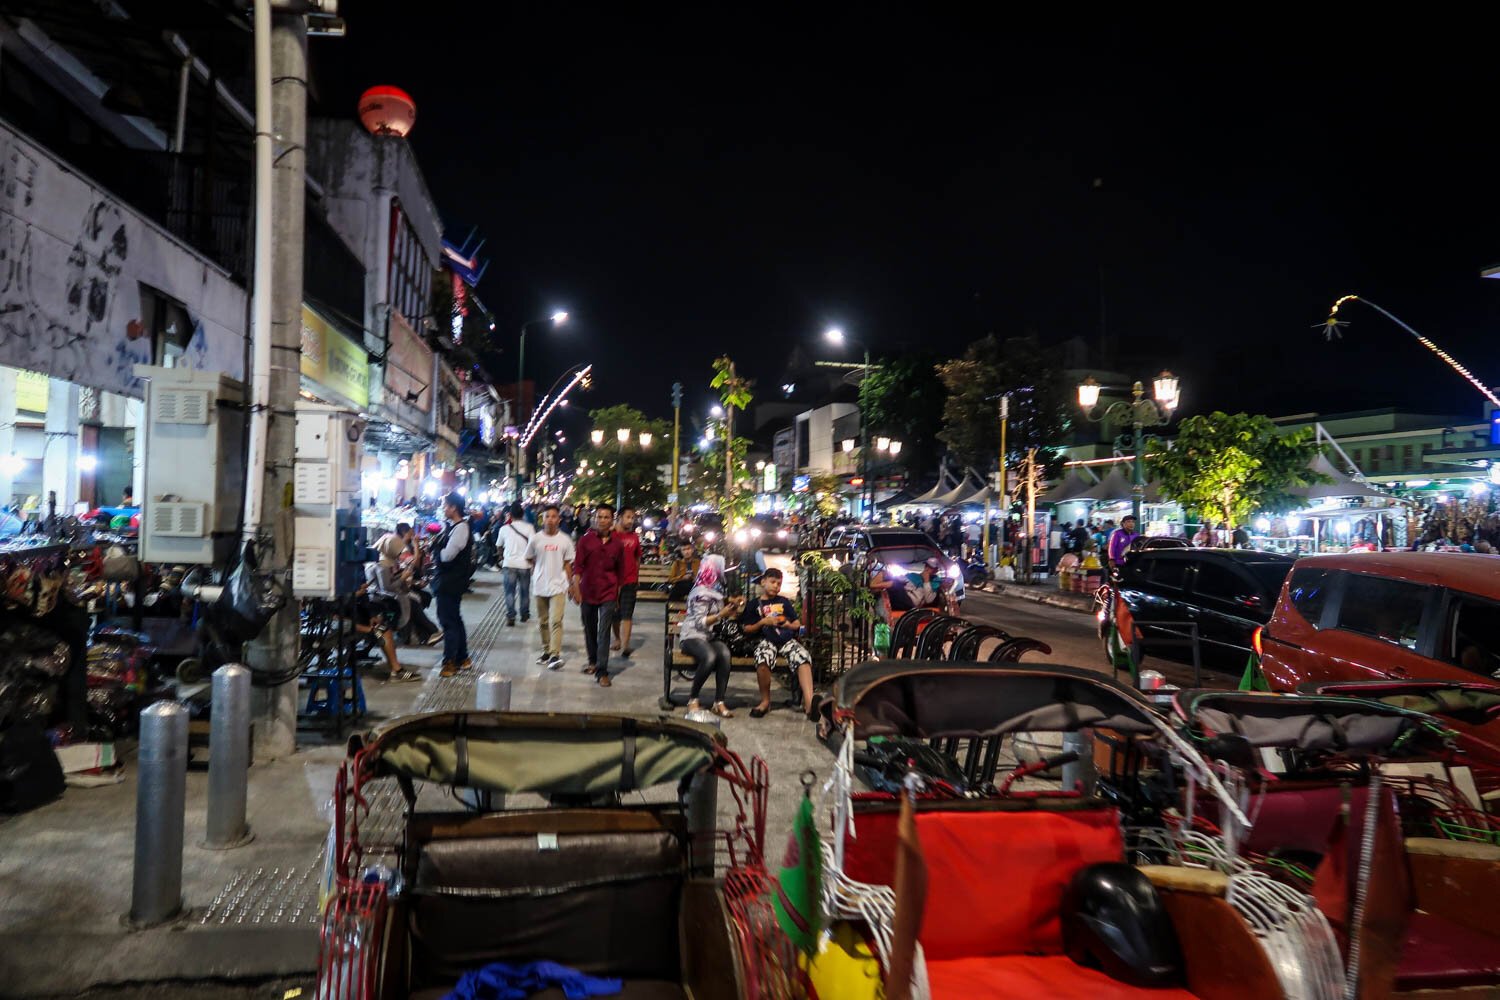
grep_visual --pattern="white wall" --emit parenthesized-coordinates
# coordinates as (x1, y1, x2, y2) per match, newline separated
(0, 121, 246, 398)
(803, 403, 858, 474)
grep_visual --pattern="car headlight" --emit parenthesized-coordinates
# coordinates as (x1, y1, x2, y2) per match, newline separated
(777, 530, 788, 539)
(733, 529, 750, 546)
(750, 527, 762, 538)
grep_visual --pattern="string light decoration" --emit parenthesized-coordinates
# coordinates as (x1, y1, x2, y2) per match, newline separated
(1321, 295, 1500, 409)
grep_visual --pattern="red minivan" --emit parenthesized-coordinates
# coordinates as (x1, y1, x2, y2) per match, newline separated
(1259, 552, 1500, 690)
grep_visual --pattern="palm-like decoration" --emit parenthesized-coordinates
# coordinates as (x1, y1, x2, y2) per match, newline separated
(1321, 295, 1499, 408)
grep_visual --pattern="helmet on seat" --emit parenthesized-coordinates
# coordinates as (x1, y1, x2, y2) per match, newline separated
(1061, 862, 1184, 987)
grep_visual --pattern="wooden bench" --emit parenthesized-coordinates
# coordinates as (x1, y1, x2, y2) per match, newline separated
(659, 600, 790, 709)
(636, 562, 673, 602)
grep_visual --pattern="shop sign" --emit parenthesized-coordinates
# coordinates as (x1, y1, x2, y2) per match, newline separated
(1491, 409, 1500, 446)
(385, 310, 432, 413)
(793, 474, 810, 493)
(300, 306, 369, 408)
(15, 370, 48, 413)
(762, 465, 778, 492)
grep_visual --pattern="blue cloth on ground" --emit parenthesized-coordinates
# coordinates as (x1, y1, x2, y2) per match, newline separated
(442, 960, 624, 1000)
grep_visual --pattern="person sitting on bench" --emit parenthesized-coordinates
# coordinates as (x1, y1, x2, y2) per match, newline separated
(741, 568, 815, 720)
(667, 539, 700, 601)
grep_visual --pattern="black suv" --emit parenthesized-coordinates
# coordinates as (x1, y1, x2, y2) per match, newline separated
(1099, 548, 1294, 663)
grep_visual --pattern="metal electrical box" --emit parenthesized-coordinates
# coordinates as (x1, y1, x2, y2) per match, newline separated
(293, 402, 365, 598)
(135, 365, 246, 566)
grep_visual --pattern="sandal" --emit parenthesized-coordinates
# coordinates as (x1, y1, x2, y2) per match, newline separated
(711, 702, 734, 718)
(749, 706, 769, 719)
(686, 699, 703, 714)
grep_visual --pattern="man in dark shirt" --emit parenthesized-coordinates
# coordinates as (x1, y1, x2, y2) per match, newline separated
(740, 568, 814, 720)
(570, 503, 625, 687)
(610, 506, 642, 658)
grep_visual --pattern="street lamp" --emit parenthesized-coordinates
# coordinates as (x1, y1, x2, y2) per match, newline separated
(710, 404, 724, 418)
(1076, 372, 1182, 524)
(825, 326, 874, 519)
(841, 438, 855, 453)
(638, 431, 653, 448)
(591, 429, 605, 446)
(513, 310, 569, 492)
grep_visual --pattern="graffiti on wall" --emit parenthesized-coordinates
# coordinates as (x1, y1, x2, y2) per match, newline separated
(0, 123, 245, 397)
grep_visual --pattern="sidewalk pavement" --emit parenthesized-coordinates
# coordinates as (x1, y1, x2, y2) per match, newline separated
(985, 578, 1096, 614)
(0, 568, 832, 997)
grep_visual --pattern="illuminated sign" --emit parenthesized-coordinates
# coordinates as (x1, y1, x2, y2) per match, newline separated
(849, 477, 866, 487)
(792, 474, 810, 493)
(15, 370, 48, 413)
(1491, 410, 1500, 446)
(300, 307, 369, 408)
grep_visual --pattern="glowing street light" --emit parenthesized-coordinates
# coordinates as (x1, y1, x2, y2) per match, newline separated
(841, 438, 856, 453)
(876, 436, 890, 452)
(825, 326, 845, 346)
(638, 431, 654, 448)
(591, 429, 605, 446)
(616, 427, 630, 444)
(77, 454, 99, 472)
(710, 405, 724, 418)
(1076, 376, 1101, 410)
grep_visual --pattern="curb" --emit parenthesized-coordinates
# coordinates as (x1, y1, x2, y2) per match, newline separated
(986, 584, 1094, 615)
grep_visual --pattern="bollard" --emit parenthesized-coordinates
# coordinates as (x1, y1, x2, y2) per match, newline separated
(468, 673, 512, 811)
(204, 664, 254, 849)
(1061, 731, 1097, 796)
(475, 672, 512, 711)
(130, 700, 189, 926)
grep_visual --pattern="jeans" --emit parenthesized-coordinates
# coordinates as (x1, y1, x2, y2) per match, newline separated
(435, 589, 468, 665)
(536, 593, 566, 657)
(502, 568, 532, 622)
(580, 601, 617, 675)
(683, 637, 732, 705)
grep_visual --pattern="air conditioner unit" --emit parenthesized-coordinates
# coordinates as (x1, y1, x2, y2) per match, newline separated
(135, 366, 246, 565)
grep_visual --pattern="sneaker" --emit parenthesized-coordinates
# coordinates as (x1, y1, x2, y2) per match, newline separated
(426, 631, 444, 647)
(390, 668, 423, 682)
(547, 656, 565, 671)
(619, 646, 633, 660)
(583, 664, 597, 675)
(440, 661, 458, 678)
(506, 618, 516, 628)
(535, 653, 553, 665)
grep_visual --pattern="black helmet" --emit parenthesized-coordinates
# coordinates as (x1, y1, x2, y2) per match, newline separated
(1061, 862, 1183, 987)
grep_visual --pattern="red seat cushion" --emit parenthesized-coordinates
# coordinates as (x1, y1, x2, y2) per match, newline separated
(843, 805, 1123, 960)
(1397, 912, 1500, 990)
(927, 955, 1196, 999)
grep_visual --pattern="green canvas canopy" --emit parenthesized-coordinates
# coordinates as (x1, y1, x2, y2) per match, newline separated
(364, 711, 725, 796)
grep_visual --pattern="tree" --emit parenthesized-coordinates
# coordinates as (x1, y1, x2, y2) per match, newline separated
(1147, 412, 1325, 528)
(937, 335, 1069, 491)
(569, 404, 672, 510)
(862, 353, 946, 477)
(694, 430, 756, 523)
(710, 356, 754, 524)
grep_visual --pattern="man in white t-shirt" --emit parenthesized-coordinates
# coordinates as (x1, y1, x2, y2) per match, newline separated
(500, 502, 537, 627)
(525, 503, 576, 670)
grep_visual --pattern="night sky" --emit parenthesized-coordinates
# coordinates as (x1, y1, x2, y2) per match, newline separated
(314, 11, 1500, 429)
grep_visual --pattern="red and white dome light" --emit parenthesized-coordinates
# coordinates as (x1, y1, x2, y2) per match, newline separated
(358, 85, 416, 138)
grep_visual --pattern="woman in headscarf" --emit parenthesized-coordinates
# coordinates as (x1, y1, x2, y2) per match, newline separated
(679, 554, 744, 718)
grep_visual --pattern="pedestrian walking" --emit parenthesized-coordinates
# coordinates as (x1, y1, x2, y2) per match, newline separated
(680, 554, 741, 718)
(500, 502, 536, 627)
(526, 504, 575, 669)
(741, 567, 815, 720)
(610, 505, 642, 658)
(571, 503, 625, 687)
(433, 492, 474, 677)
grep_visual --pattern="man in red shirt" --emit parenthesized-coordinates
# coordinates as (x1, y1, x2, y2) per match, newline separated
(611, 506, 642, 659)
(570, 503, 625, 687)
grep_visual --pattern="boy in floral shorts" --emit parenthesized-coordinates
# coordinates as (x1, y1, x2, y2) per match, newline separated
(739, 568, 815, 720)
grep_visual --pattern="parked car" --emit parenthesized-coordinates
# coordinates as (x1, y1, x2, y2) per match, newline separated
(1258, 552, 1500, 690)
(1098, 547, 1295, 664)
(829, 526, 966, 605)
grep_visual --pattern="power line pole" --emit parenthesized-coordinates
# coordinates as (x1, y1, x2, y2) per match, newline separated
(244, 0, 307, 759)
(670, 382, 682, 530)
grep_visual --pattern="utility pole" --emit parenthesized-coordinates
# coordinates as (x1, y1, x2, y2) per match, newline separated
(670, 382, 682, 530)
(983, 395, 1008, 576)
(244, 0, 307, 759)
(1023, 447, 1037, 585)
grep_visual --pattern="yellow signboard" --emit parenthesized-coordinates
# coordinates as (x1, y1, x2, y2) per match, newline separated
(15, 370, 48, 413)
(300, 306, 369, 408)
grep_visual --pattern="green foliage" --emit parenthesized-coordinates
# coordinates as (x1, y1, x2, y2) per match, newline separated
(937, 335, 1068, 478)
(711, 356, 754, 410)
(1147, 412, 1326, 528)
(862, 353, 946, 473)
(708, 357, 754, 522)
(569, 404, 672, 510)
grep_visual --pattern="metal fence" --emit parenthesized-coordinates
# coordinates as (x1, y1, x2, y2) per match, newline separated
(795, 547, 874, 684)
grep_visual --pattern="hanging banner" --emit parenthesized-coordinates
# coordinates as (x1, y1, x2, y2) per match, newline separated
(300, 306, 369, 408)
(385, 310, 432, 413)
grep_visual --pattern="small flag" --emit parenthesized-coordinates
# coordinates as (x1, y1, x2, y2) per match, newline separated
(772, 793, 823, 953)
(1238, 653, 1270, 692)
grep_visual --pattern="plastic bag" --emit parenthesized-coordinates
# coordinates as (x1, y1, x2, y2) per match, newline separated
(873, 621, 891, 656)
(207, 542, 286, 646)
